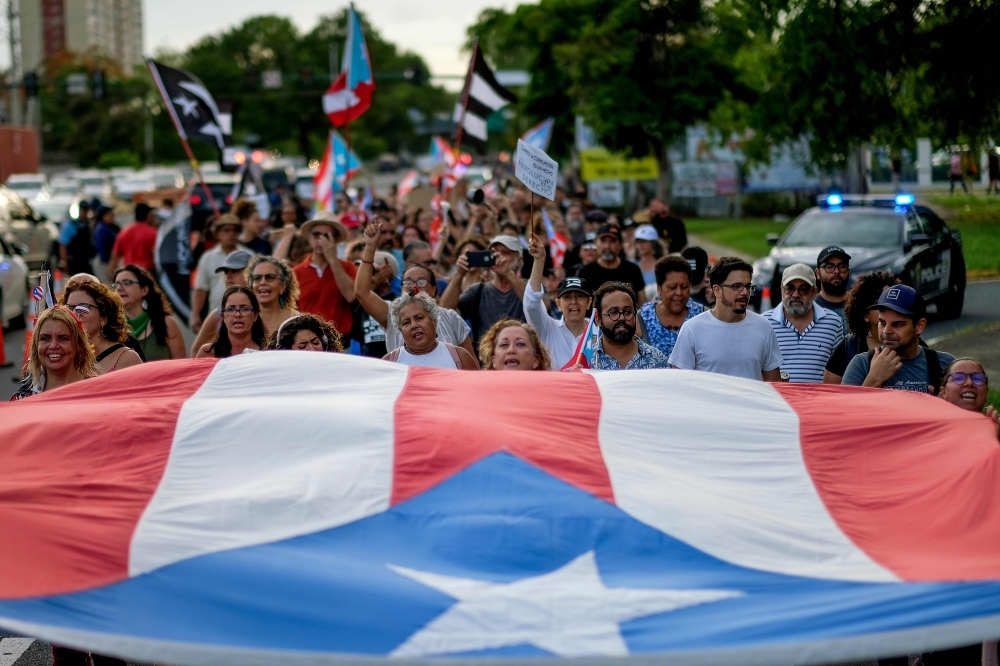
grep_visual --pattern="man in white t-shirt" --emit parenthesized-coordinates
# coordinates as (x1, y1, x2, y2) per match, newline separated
(669, 257, 783, 381)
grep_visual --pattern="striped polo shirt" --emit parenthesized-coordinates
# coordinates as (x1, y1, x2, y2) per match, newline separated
(762, 303, 844, 384)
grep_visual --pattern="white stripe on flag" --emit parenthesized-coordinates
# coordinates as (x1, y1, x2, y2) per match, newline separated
(591, 369, 897, 583)
(452, 102, 464, 123)
(129, 353, 406, 576)
(470, 73, 512, 111)
(462, 113, 488, 142)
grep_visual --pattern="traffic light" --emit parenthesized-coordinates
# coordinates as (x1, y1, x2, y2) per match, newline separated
(92, 70, 106, 100)
(23, 72, 39, 98)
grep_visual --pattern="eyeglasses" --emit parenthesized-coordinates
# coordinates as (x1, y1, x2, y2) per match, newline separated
(222, 305, 255, 317)
(68, 303, 95, 316)
(820, 263, 850, 274)
(402, 278, 430, 289)
(251, 273, 280, 284)
(947, 372, 987, 386)
(720, 283, 757, 294)
(601, 308, 636, 321)
(112, 279, 139, 289)
(782, 284, 813, 296)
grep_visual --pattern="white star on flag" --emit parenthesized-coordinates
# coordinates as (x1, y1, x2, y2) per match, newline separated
(172, 94, 199, 118)
(388, 551, 742, 658)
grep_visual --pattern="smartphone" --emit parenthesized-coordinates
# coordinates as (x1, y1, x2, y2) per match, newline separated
(466, 250, 496, 268)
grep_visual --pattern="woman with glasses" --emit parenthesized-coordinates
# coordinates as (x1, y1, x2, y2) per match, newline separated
(196, 286, 267, 358)
(113, 265, 187, 360)
(355, 221, 474, 358)
(479, 319, 551, 371)
(939, 358, 1000, 432)
(246, 255, 300, 336)
(62, 280, 143, 374)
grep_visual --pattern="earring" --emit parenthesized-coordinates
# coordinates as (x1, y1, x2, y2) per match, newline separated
(279, 295, 286, 309)
(142, 298, 148, 310)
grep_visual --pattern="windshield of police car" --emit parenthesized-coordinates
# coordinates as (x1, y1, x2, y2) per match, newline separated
(781, 210, 902, 248)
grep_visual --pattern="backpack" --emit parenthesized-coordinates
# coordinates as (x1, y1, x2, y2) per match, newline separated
(67, 221, 95, 262)
(387, 342, 462, 369)
(866, 347, 941, 395)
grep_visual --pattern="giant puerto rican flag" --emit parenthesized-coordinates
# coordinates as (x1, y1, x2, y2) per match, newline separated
(2, 353, 1000, 665)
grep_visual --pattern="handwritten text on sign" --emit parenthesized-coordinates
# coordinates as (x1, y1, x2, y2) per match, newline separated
(515, 139, 558, 200)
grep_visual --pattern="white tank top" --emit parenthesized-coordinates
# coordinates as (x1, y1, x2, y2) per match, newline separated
(393, 342, 460, 369)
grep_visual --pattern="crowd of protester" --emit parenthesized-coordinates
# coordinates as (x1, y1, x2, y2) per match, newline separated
(17, 180, 1000, 440)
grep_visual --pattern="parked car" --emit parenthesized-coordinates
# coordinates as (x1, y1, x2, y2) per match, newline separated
(0, 233, 29, 329)
(72, 170, 113, 202)
(751, 194, 966, 319)
(0, 187, 61, 275)
(47, 177, 82, 199)
(31, 195, 78, 228)
(294, 168, 316, 201)
(189, 173, 239, 232)
(115, 175, 156, 201)
(4, 173, 48, 201)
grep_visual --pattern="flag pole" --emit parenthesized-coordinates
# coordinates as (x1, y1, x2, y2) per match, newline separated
(146, 59, 221, 218)
(453, 38, 478, 156)
(344, 120, 352, 196)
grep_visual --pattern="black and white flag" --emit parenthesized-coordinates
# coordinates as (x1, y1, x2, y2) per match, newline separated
(453, 47, 518, 153)
(147, 59, 231, 150)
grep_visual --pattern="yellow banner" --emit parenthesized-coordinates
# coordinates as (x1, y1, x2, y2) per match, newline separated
(579, 149, 660, 182)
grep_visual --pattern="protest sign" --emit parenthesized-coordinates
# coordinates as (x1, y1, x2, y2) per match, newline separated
(515, 139, 558, 200)
(579, 149, 659, 182)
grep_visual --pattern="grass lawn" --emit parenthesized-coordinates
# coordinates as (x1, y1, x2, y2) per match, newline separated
(686, 195, 1000, 277)
(685, 218, 790, 259)
(924, 195, 1000, 278)
(990, 388, 1000, 413)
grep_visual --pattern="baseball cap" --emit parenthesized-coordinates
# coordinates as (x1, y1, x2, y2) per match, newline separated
(371, 199, 391, 213)
(596, 223, 621, 241)
(585, 210, 608, 225)
(817, 246, 851, 265)
(489, 235, 523, 254)
(634, 224, 659, 242)
(868, 284, 926, 319)
(582, 231, 597, 249)
(682, 246, 709, 283)
(557, 276, 592, 298)
(781, 263, 817, 288)
(215, 249, 253, 273)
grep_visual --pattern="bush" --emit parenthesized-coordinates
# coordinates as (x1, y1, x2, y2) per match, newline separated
(97, 150, 142, 170)
(741, 191, 813, 218)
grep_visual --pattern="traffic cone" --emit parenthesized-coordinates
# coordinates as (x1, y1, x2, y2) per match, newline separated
(761, 285, 772, 311)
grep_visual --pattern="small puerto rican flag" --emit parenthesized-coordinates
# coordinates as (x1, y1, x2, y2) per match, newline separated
(322, 4, 374, 127)
(561, 309, 598, 370)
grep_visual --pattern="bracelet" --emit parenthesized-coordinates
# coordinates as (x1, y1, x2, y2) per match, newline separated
(361, 259, 374, 265)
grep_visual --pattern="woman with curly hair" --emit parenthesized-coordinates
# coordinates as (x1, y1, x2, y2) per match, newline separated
(246, 254, 300, 336)
(11, 306, 100, 400)
(232, 197, 272, 255)
(62, 280, 143, 373)
(113, 265, 187, 360)
(196, 286, 268, 358)
(270, 313, 343, 352)
(823, 270, 900, 383)
(478, 319, 551, 371)
(382, 291, 478, 370)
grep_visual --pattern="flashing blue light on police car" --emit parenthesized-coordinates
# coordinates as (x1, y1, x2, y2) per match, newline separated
(894, 193, 915, 206)
(826, 194, 843, 206)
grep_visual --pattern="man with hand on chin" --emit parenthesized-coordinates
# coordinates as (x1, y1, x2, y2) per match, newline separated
(590, 282, 669, 370)
(292, 212, 357, 337)
(842, 284, 953, 393)
(524, 236, 594, 369)
(669, 257, 783, 381)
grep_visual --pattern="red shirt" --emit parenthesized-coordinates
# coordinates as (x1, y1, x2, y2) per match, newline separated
(293, 257, 358, 335)
(112, 222, 158, 270)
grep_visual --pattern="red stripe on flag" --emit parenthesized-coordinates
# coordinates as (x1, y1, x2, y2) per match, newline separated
(0, 359, 217, 599)
(392, 368, 612, 505)
(776, 384, 1000, 581)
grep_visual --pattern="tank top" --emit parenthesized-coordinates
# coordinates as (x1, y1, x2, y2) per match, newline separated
(137, 329, 173, 362)
(390, 342, 462, 369)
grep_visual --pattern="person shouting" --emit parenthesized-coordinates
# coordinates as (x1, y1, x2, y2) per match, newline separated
(383, 292, 478, 370)
(479, 319, 551, 371)
(524, 236, 593, 369)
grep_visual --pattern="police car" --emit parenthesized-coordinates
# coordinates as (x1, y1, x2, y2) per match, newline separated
(751, 193, 966, 319)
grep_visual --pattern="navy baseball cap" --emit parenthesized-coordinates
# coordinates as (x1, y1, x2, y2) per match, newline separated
(817, 246, 851, 265)
(557, 276, 592, 298)
(868, 284, 926, 319)
(596, 223, 622, 241)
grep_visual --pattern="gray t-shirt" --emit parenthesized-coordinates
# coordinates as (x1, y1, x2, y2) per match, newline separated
(668, 310, 783, 381)
(842, 346, 954, 393)
(458, 282, 526, 346)
(386, 306, 471, 351)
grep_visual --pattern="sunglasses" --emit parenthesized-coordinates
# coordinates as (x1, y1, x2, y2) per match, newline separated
(947, 372, 987, 386)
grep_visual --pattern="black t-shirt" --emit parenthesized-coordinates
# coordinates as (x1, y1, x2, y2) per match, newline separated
(243, 235, 273, 255)
(651, 215, 687, 252)
(350, 293, 392, 358)
(577, 260, 646, 297)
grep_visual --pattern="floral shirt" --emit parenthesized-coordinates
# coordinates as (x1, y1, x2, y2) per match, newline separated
(638, 299, 704, 359)
(592, 335, 671, 370)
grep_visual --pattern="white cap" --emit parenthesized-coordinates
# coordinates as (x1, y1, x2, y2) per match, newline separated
(489, 235, 524, 254)
(781, 263, 817, 288)
(634, 225, 659, 242)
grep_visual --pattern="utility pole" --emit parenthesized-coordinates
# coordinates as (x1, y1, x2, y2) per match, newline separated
(5, 0, 22, 126)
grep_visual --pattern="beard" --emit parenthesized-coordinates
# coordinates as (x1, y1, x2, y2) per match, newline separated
(821, 277, 848, 297)
(785, 299, 810, 317)
(599, 249, 616, 262)
(601, 320, 635, 345)
(720, 291, 748, 315)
